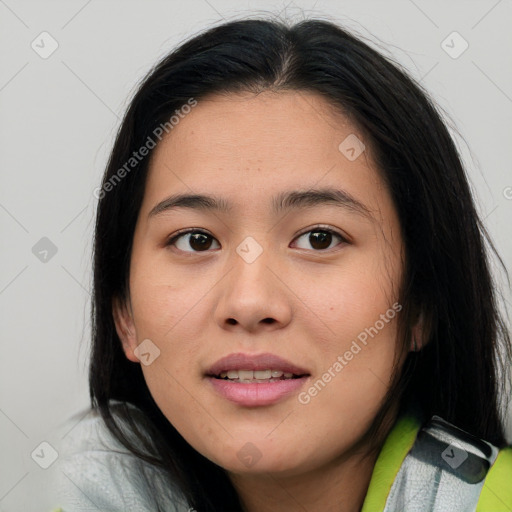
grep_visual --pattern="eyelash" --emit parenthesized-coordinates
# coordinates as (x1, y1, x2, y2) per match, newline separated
(165, 225, 348, 254)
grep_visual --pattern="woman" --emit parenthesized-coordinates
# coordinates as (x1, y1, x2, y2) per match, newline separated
(48, 15, 512, 512)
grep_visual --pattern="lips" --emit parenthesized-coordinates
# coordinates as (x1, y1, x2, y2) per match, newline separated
(205, 352, 311, 407)
(206, 352, 310, 377)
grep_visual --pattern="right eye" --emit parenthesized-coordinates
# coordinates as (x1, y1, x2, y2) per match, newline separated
(166, 229, 221, 253)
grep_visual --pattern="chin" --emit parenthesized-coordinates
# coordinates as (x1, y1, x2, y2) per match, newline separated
(203, 439, 311, 477)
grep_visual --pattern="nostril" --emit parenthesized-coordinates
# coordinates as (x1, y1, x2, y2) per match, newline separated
(226, 318, 237, 325)
(262, 318, 275, 324)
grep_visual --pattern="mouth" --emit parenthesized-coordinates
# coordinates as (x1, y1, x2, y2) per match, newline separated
(205, 352, 311, 406)
(211, 369, 307, 383)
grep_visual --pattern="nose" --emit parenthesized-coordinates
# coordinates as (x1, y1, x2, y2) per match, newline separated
(214, 244, 293, 334)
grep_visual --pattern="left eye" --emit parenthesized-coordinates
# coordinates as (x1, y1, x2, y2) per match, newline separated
(292, 228, 346, 251)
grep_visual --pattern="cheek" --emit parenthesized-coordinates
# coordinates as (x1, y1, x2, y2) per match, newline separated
(129, 252, 210, 343)
(315, 260, 401, 349)
(304, 259, 402, 411)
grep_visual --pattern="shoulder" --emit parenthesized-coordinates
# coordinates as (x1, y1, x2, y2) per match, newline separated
(40, 401, 192, 512)
(392, 415, 512, 511)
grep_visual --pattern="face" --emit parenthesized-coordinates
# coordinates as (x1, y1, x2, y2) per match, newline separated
(113, 90, 408, 477)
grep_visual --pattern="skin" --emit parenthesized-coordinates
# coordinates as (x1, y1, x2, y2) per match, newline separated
(113, 90, 423, 512)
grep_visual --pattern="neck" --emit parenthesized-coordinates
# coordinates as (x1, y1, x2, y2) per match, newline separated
(229, 448, 377, 512)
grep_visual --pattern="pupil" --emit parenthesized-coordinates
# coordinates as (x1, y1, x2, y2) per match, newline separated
(310, 231, 331, 250)
(190, 233, 212, 251)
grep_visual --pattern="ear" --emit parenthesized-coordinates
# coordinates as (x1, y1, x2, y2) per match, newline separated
(112, 295, 139, 363)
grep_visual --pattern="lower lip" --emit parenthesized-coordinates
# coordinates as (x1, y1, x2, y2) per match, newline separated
(207, 377, 309, 407)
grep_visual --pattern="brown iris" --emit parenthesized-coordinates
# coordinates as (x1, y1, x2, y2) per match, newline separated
(308, 230, 332, 250)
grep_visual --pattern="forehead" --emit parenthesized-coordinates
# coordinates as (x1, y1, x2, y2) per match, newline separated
(142, 90, 388, 218)
(151, 90, 362, 167)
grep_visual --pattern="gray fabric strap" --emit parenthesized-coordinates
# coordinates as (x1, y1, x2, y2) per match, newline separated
(383, 415, 499, 512)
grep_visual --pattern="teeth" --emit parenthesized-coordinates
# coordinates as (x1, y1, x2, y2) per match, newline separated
(254, 370, 271, 379)
(217, 369, 297, 381)
(238, 370, 254, 380)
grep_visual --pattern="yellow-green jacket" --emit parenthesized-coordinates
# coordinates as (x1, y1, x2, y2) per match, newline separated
(362, 408, 512, 511)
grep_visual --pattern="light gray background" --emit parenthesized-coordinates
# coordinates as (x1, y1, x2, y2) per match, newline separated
(1, 1, 511, 511)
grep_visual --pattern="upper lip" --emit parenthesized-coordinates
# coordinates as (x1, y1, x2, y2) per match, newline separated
(206, 352, 310, 377)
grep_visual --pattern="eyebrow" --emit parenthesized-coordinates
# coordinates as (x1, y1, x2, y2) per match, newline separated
(148, 188, 374, 220)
